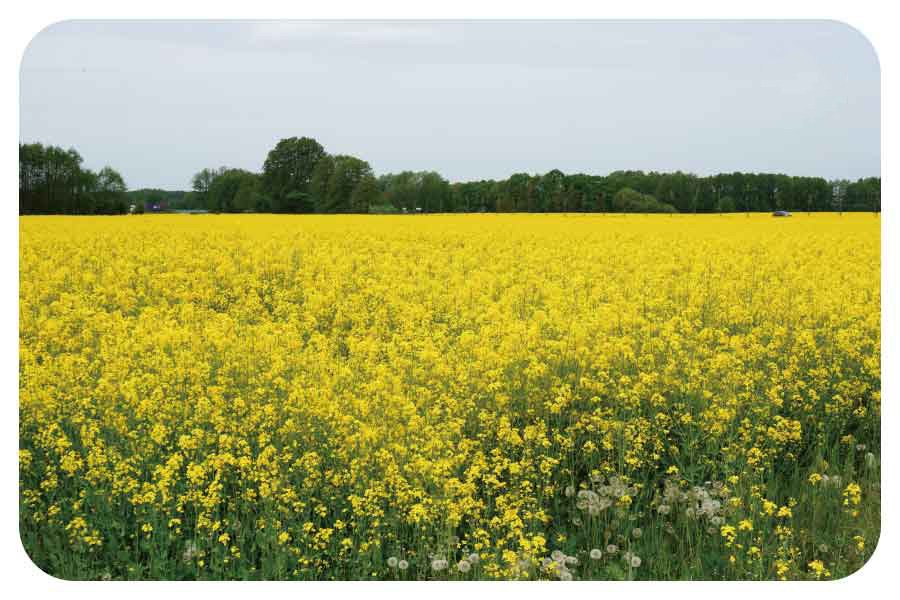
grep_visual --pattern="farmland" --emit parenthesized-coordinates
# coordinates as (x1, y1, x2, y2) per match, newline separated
(18, 213, 880, 580)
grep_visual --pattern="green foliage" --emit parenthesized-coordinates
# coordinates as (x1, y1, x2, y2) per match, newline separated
(262, 137, 326, 213)
(311, 155, 377, 213)
(718, 195, 737, 213)
(612, 187, 675, 213)
(207, 169, 264, 213)
(19, 139, 883, 215)
(379, 171, 451, 213)
(19, 143, 129, 214)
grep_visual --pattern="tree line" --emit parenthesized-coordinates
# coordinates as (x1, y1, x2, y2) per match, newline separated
(21, 137, 881, 215)
(19, 143, 129, 214)
(187, 136, 881, 215)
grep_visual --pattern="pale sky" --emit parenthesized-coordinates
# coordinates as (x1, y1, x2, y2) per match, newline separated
(20, 21, 880, 190)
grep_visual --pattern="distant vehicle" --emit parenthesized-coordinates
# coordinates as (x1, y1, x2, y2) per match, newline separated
(772, 210, 792, 217)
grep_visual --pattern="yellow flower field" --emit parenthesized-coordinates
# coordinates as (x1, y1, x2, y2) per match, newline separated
(18, 213, 880, 580)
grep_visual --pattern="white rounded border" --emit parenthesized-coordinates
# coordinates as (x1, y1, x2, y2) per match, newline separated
(3, 3, 892, 599)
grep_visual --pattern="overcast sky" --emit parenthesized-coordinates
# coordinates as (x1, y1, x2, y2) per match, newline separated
(20, 21, 880, 190)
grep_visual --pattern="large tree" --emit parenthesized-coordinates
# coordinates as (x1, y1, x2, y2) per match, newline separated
(262, 137, 326, 213)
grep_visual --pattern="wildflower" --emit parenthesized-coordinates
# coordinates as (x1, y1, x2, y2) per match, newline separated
(843, 483, 862, 506)
(738, 519, 753, 532)
(808, 560, 831, 579)
(431, 559, 448, 572)
(720, 525, 737, 545)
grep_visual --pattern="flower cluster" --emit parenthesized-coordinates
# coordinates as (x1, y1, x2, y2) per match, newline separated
(18, 214, 880, 580)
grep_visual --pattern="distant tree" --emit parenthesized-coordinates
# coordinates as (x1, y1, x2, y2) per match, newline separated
(310, 155, 336, 212)
(831, 179, 850, 215)
(613, 187, 675, 213)
(310, 155, 376, 213)
(350, 174, 380, 213)
(95, 166, 128, 213)
(192, 167, 226, 210)
(208, 169, 261, 213)
(262, 137, 326, 213)
(19, 143, 130, 214)
(234, 174, 266, 212)
(717, 195, 736, 213)
(419, 171, 450, 213)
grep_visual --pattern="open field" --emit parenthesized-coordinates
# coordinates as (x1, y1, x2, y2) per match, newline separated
(19, 213, 880, 580)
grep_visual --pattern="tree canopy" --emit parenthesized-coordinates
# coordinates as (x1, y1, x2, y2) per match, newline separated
(261, 137, 327, 213)
(19, 143, 129, 214)
(22, 137, 882, 215)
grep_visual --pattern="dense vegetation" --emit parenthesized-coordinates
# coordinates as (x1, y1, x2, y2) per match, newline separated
(20, 214, 879, 580)
(20, 137, 881, 215)
(19, 143, 129, 215)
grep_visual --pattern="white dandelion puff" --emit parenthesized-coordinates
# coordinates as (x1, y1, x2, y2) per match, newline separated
(431, 558, 448, 571)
